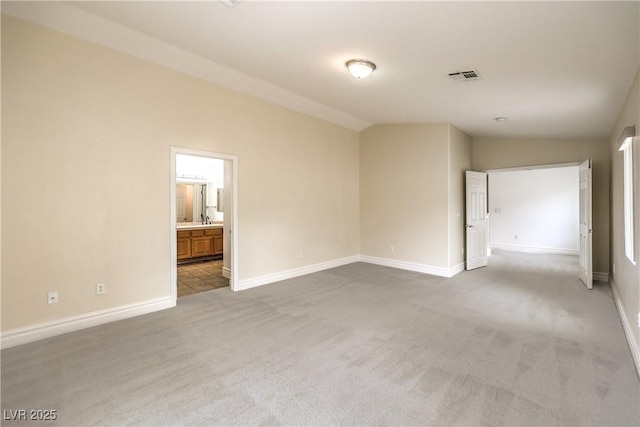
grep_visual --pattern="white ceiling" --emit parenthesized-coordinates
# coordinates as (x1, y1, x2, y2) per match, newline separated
(3, 1, 639, 139)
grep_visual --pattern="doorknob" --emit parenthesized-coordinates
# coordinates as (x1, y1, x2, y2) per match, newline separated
(466, 224, 474, 228)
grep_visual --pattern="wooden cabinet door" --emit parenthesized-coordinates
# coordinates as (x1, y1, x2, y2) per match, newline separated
(191, 237, 214, 257)
(213, 235, 223, 255)
(177, 238, 191, 260)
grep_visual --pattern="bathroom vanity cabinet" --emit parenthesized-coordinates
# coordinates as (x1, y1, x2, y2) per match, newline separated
(177, 226, 223, 262)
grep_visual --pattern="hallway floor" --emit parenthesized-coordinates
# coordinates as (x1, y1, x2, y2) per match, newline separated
(177, 259, 229, 297)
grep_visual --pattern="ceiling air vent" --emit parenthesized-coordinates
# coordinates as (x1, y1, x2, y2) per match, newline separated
(448, 69, 482, 81)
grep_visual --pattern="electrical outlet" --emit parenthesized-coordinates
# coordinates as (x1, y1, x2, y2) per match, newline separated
(389, 245, 394, 252)
(514, 234, 519, 240)
(461, 247, 465, 254)
(298, 251, 304, 258)
(96, 283, 106, 295)
(613, 264, 616, 274)
(48, 291, 58, 304)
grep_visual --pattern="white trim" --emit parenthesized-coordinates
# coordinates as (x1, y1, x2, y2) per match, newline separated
(593, 272, 609, 283)
(449, 262, 466, 277)
(1, 2, 370, 132)
(484, 161, 581, 174)
(1, 297, 173, 349)
(222, 266, 231, 279)
(490, 242, 579, 256)
(619, 136, 636, 264)
(171, 147, 239, 298)
(7, 253, 611, 348)
(237, 256, 360, 291)
(611, 278, 640, 378)
(360, 255, 464, 278)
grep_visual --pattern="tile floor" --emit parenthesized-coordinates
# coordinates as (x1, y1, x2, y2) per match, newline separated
(177, 259, 229, 297)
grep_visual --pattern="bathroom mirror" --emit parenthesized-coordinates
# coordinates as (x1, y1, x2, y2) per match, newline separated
(176, 182, 207, 223)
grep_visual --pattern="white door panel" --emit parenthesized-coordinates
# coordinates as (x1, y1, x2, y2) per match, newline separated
(176, 184, 187, 222)
(466, 171, 488, 270)
(578, 159, 593, 289)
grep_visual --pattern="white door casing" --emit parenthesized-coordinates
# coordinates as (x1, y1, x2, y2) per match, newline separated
(170, 147, 239, 303)
(578, 159, 593, 289)
(466, 171, 489, 270)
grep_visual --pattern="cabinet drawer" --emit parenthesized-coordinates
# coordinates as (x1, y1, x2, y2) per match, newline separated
(205, 228, 223, 236)
(177, 230, 191, 238)
(190, 229, 205, 237)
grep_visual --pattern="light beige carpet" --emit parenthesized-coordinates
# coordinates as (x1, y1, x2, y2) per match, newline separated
(2, 250, 638, 426)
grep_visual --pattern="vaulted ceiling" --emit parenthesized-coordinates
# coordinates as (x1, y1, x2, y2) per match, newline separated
(3, 1, 639, 139)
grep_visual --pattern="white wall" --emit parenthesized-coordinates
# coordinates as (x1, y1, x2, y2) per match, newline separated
(488, 167, 579, 254)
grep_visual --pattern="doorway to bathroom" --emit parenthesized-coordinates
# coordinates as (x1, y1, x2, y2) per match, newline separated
(170, 147, 238, 303)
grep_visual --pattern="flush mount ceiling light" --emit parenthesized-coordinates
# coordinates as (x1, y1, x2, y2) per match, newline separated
(219, 0, 241, 7)
(494, 117, 508, 122)
(346, 59, 376, 79)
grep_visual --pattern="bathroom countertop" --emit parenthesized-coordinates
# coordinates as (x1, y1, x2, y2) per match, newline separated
(176, 222, 223, 230)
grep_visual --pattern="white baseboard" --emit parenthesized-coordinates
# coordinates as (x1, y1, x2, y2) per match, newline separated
(490, 242, 579, 256)
(221, 266, 231, 279)
(360, 255, 464, 278)
(0, 255, 455, 347)
(1, 296, 174, 349)
(611, 278, 640, 378)
(449, 262, 466, 277)
(4, 250, 600, 349)
(237, 255, 361, 291)
(593, 272, 609, 283)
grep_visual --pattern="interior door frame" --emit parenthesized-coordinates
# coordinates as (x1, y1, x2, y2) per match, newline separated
(170, 147, 239, 304)
(483, 161, 588, 284)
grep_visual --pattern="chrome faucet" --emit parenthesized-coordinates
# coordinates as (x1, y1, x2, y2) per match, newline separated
(206, 216, 210, 225)
(200, 214, 205, 225)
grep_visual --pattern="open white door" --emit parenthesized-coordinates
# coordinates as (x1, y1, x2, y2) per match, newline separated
(578, 159, 593, 289)
(466, 171, 488, 270)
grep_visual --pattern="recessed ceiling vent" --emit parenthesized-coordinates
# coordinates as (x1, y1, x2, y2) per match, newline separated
(448, 69, 482, 81)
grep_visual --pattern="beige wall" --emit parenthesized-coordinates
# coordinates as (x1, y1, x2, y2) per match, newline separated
(360, 124, 450, 268)
(448, 125, 472, 268)
(609, 67, 639, 352)
(1, 16, 360, 331)
(472, 137, 610, 274)
(359, 123, 472, 270)
(2, 13, 634, 348)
